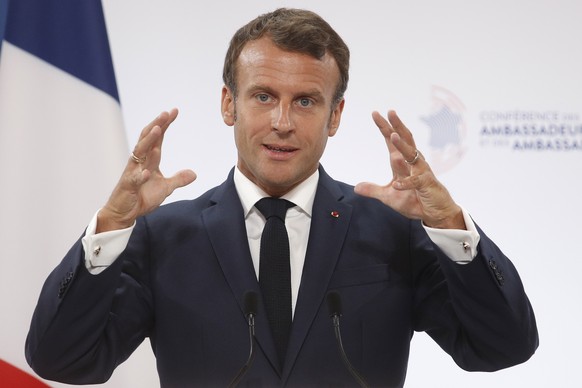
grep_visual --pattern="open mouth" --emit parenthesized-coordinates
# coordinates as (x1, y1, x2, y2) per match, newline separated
(264, 144, 297, 153)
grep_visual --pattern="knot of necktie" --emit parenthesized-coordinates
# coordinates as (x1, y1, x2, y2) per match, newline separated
(255, 197, 294, 221)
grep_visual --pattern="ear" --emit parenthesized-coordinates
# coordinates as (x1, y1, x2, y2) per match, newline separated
(221, 86, 235, 126)
(328, 98, 345, 137)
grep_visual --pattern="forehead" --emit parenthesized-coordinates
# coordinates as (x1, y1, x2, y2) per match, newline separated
(235, 37, 340, 98)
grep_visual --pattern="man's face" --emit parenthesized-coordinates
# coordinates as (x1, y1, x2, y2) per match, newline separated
(221, 37, 344, 197)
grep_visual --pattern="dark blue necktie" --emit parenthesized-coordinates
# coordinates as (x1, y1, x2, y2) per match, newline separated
(255, 197, 294, 368)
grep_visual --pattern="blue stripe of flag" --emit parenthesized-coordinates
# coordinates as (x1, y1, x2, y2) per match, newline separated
(0, 0, 8, 45)
(2, 0, 119, 102)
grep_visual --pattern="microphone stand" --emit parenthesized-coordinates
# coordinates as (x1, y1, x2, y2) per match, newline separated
(327, 291, 370, 388)
(228, 291, 258, 388)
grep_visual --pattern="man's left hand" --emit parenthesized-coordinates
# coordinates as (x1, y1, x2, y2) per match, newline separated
(355, 110, 466, 230)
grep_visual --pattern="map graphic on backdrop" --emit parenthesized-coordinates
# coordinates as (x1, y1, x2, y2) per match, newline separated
(421, 86, 467, 173)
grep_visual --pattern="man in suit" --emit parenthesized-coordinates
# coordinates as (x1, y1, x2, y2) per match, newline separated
(26, 8, 538, 387)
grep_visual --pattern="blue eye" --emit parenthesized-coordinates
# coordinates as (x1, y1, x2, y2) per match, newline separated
(298, 98, 312, 107)
(257, 94, 270, 102)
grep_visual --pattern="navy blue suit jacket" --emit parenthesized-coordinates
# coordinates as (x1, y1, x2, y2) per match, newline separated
(26, 166, 538, 387)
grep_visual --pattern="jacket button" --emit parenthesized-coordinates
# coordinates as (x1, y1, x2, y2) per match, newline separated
(58, 271, 74, 298)
(489, 260, 504, 286)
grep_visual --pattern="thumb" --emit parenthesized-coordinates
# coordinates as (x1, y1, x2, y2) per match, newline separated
(167, 169, 197, 192)
(354, 182, 384, 200)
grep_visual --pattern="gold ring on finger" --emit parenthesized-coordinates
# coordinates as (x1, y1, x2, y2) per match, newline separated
(405, 150, 420, 165)
(131, 152, 147, 164)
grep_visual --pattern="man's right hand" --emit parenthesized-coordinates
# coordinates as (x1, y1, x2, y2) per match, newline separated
(96, 109, 197, 233)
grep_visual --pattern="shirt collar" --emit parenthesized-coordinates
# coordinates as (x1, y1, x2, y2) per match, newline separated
(233, 166, 319, 218)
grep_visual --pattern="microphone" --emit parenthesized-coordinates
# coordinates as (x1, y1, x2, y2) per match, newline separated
(228, 291, 258, 388)
(326, 291, 370, 388)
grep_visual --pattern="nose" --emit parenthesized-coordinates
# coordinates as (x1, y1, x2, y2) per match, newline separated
(272, 102, 294, 133)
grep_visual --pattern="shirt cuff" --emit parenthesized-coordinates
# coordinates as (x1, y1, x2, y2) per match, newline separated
(81, 209, 135, 274)
(422, 207, 481, 264)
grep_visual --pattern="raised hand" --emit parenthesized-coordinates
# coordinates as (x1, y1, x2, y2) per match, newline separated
(97, 109, 197, 233)
(354, 110, 465, 229)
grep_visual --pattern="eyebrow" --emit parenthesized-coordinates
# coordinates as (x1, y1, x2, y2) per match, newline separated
(245, 84, 276, 96)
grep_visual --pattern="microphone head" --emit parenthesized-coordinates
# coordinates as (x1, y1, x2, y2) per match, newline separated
(326, 291, 342, 317)
(243, 291, 258, 316)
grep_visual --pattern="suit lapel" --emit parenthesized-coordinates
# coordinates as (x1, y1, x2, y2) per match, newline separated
(282, 167, 353, 382)
(202, 170, 282, 376)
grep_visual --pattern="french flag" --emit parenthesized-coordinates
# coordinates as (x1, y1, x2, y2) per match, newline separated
(0, 0, 128, 386)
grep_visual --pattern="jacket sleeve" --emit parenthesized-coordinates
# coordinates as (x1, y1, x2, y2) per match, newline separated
(25, 224, 154, 384)
(411, 221, 539, 371)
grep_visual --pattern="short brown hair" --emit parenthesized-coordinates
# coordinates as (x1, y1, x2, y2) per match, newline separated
(222, 8, 350, 105)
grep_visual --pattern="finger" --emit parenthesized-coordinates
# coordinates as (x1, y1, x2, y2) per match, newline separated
(130, 125, 163, 166)
(139, 108, 179, 161)
(118, 165, 152, 192)
(387, 110, 417, 149)
(148, 108, 179, 166)
(390, 132, 422, 166)
(392, 173, 424, 191)
(371, 111, 395, 142)
(134, 108, 179, 149)
(371, 110, 410, 180)
(136, 111, 168, 143)
(159, 108, 179, 135)
(130, 110, 169, 166)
